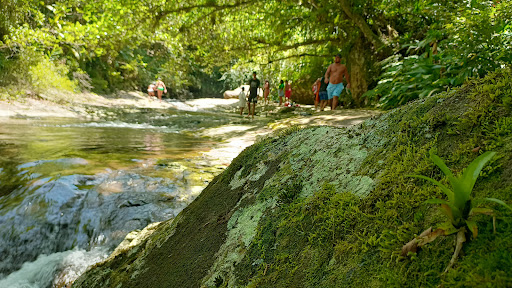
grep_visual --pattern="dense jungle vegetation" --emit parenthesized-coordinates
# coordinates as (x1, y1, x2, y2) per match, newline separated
(0, 0, 511, 107)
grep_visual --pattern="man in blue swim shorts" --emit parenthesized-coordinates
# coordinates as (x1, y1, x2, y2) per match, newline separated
(325, 53, 351, 110)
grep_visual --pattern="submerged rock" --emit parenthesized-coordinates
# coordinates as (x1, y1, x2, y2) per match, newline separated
(0, 170, 190, 276)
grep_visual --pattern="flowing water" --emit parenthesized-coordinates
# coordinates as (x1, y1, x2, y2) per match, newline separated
(0, 106, 247, 287)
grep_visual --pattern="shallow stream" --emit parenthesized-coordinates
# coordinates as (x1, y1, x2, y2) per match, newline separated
(0, 106, 250, 287)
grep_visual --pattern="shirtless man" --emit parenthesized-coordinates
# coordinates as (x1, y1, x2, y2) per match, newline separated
(324, 53, 351, 110)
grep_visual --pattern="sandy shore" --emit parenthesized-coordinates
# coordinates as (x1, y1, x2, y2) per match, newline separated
(0, 91, 239, 119)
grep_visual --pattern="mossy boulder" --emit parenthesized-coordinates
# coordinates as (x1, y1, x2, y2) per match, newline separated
(73, 68, 512, 287)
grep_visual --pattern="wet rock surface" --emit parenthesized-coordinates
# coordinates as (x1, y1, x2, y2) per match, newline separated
(0, 168, 187, 276)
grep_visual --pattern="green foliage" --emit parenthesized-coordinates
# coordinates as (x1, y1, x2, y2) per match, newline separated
(0, 47, 77, 99)
(28, 56, 77, 93)
(365, 1, 512, 109)
(2, 0, 509, 105)
(365, 54, 445, 109)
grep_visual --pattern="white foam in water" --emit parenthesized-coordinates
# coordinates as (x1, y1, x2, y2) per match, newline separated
(0, 248, 108, 288)
(0, 251, 70, 288)
(53, 247, 109, 287)
(57, 121, 169, 130)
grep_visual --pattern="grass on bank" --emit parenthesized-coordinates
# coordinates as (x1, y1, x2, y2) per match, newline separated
(0, 51, 80, 102)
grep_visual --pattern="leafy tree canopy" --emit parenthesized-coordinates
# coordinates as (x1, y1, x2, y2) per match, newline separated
(1, 0, 510, 107)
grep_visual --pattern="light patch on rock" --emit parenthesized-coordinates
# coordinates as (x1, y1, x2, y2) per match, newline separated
(202, 199, 276, 287)
(106, 222, 161, 262)
(273, 127, 375, 198)
(229, 162, 268, 191)
(229, 169, 246, 190)
(247, 162, 268, 182)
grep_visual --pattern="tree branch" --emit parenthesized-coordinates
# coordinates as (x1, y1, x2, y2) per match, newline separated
(339, 0, 389, 53)
(264, 53, 331, 64)
(253, 38, 337, 51)
(153, 0, 256, 29)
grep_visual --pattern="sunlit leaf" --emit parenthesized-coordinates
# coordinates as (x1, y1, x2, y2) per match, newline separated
(460, 151, 496, 197)
(482, 197, 512, 211)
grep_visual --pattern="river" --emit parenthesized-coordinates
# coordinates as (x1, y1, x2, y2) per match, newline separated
(0, 103, 259, 287)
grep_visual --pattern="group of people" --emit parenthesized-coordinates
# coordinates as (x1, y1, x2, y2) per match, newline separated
(237, 53, 351, 118)
(312, 53, 351, 111)
(147, 78, 167, 102)
(146, 54, 349, 115)
(238, 72, 294, 119)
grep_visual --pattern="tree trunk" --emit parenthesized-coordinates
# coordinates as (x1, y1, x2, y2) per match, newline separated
(347, 36, 373, 107)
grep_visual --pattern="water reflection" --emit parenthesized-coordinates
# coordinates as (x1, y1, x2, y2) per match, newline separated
(143, 133, 164, 152)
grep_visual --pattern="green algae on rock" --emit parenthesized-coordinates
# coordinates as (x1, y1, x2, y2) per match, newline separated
(74, 68, 512, 288)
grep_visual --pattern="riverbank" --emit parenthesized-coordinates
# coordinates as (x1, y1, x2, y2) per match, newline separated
(0, 90, 240, 119)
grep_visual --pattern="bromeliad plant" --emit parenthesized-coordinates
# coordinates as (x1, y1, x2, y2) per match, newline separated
(403, 150, 512, 272)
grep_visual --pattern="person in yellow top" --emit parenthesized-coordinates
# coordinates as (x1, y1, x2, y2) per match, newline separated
(155, 78, 167, 102)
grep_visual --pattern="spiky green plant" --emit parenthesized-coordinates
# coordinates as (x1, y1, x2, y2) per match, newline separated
(411, 150, 511, 235)
(407, 150, 512, 271)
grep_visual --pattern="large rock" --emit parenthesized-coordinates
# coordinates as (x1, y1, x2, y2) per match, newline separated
(223, 85, 251, 99)
(74, 69, 512, 287)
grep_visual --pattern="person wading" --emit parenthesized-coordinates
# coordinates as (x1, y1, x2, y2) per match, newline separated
(155, 78, 167, 102)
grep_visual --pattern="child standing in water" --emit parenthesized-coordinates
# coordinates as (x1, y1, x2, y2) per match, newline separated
(238, 87, 247, 116)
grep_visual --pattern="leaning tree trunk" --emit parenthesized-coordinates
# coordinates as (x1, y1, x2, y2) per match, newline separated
(339, 0, 391, 107)
(347, 36, 374, 107)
